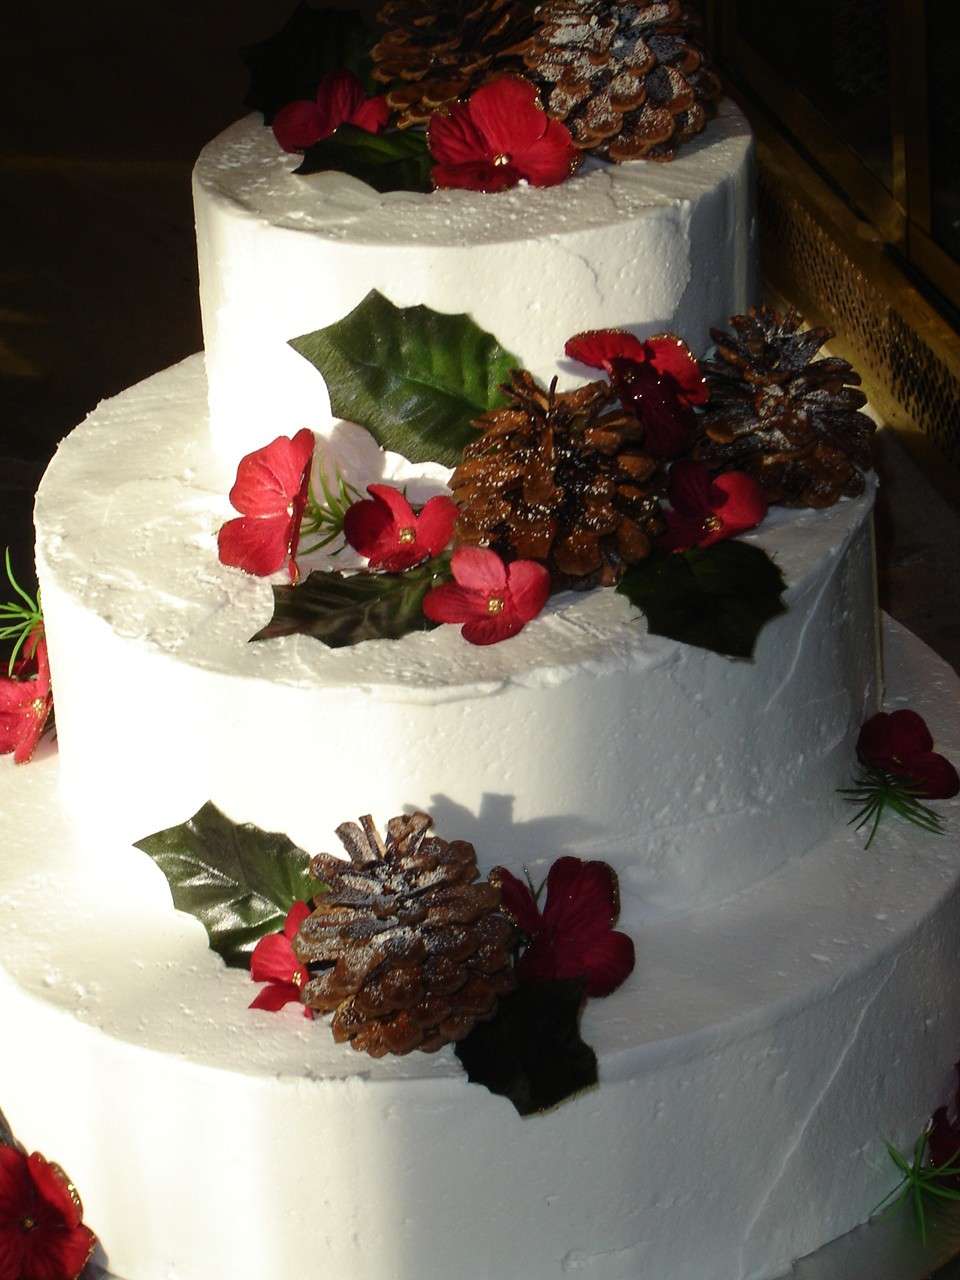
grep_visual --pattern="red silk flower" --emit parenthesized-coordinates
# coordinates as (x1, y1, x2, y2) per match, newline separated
(249, 901, 314, 1017)
(423, 547, 550, 645)
(0, 632, 54, 765)
(660, 460, 768, 552)
(272, 70, 389, 153)
(494, 857, 634, 997)
(343, 485, 457, 571)
(857, 710, 959, 799)
(218, 429, 315, 582)
(429, 76, 578, 193)
(0, 1147, 96, 1280)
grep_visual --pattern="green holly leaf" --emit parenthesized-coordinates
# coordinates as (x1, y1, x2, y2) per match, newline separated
(297, 125, 432, 192)
(251, 555, 449, 648)
(454, 980, 597, 1116)
(289, 291, 519, 467)
(617, 541, 787, 660)
(243, 5, 374, 122)
(134, 803, 317, 969)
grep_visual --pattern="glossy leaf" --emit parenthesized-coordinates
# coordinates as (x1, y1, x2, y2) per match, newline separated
(289, 291, 519, 467)
(251, 555, 450, 648)
(455, 979, 597, 1116)
(297, 124, 432, 192)
(135, 803, 316, 968)
(617, 541, 787, 659)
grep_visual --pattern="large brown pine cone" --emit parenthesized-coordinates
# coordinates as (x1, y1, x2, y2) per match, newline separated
(520, 0, 722, 161)
(451, 370, 664, 589)
(694, 307, 876, 508)
(372, 0, 535, 127)
(295, 813, 516, 1058)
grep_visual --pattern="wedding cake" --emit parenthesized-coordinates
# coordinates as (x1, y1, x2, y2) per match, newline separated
(2, 11, 960, 1280)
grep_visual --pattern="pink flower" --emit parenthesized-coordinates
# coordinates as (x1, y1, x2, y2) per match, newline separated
(429, 76, 578, 193)
(494, 858, 634, 998)
(660, 460, 768, 551)
(249, 902, 314, 1017)
(218, 429, 315, 582)
(343, 485, 457, 571)
(272, 70, 390, 153)
(857, 710, 959, 800)
(0, 1147, 97, 1280)
(0, 634, 54, 765)
(423, 547, 550, 645)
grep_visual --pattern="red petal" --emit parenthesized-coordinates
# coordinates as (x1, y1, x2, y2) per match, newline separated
(28, 1154, 82, 1229)
(541, 857, 621, 936)
(505, 559, 550, 623)
(11, 695, 51, 765)
(367, 484, 416, 526)
(659, 511, 706, 553)
(218, 513, 291, 577)
(643, 335, 708, 406)
(492, 867, 542, 936)
(461, 613, 527, 645)
(431, 161, 519, 193)
(283, 900, 313, 940)
(250, 932, 300, 986)
(422, 582, 485, 625)
(344, 490, 403, 561)
(610, 357, 694, 459)
(414, 495, 458, 557)
(350, 94, 390, 134)
(570, 930, 636, 998)
(858, 710, 934, 771)
(249, 982, 303, 1012)
(451, 547, 507, 593)
(428, 102, 489, 167)
(468, 76, 545, 153)
(514, 116, 578, 188)
(228, 431, 315, 517)
(272, 100, 323, 152)
(315, 70, 366, 137)
(667, 460, 715, 517)
(565, 329, 650, 373)
(903, 751, 960, 800)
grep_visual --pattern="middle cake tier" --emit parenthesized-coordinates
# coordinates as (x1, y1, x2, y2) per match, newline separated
(35, 355, 878, 913)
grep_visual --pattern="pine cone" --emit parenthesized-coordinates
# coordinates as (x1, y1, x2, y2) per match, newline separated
(372, 0, 535, 127)
(520, 0, 722, 161)
(295, 813, 516, 1057)
(694, 307, 876, 508)
(451, 370, 664, 589)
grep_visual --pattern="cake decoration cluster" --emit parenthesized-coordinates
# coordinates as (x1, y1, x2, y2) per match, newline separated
(0, 552, 54, 766)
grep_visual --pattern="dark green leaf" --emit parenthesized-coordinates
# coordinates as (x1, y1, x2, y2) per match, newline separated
(135, 803, 316, 969)
(616, 541, 787, 659)
(289, 291, 519, 467)
(251, 556, 449, 648)
(454, 980, 597, 1116)
(297, 125, 432, 192)
(243, 5, 374, 122)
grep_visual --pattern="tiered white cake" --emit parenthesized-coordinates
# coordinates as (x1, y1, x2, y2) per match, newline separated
(2, 101, 960, 1280)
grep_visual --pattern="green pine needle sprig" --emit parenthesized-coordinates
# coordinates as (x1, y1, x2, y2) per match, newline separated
(839, 766, 945, 848)
(299, 469, 362, 556)
(872, 1129, 960, 1242)
(0, 548, 43, 675)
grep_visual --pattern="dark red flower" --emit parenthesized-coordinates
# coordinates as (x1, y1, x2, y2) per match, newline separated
(272, 70, 390, 153)
(494, 857, 634, 997)
(422, 547, 550, 645)
(249, 901, 314, 1017)
(0, 1147, 96, 1280)
(429, 76, 578, 193)
(929, 1061, 960, 1183)
(565, 330, 708, 406)
(660, 460, 768, 551)
(218, 429, 315, 582)
(857, 710, 959, 800)
(343, 485, 457, 571)
(0, 635, 54, 765)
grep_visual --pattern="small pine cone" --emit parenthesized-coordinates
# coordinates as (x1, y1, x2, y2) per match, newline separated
(295, 813, 516, 1058)
(372, 0, 535, 127)
(520, 0, 722, 162)
(451, 370, 664, 589)
(694, 306, 876, 508)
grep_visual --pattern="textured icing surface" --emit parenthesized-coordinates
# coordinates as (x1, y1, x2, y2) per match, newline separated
(35, 357, 879, 910)
(1, 620, 959, 1280)
(193, 105, 755, 471)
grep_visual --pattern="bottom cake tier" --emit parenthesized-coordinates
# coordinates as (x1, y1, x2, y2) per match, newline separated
(1, 617, 959, 1280)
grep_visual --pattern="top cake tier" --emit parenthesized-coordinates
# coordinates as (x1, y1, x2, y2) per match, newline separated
(193, 103, 754, 473)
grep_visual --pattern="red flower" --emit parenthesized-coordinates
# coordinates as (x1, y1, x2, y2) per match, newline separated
(494, 858, 634, 997)
(272, 70, 390, 153)
(0, 635, 54, 765)
(929, 1061, 960, 1183)
(343, 485, 457, 571)
(0, 1147, 96, 1280)
(422, 547, 550, 645)
(218, 429, 315, 582)
(249, 902, 314, 1017)
(429, 76, 578, 193)
(660, 460, 768, 552)
(857, 710, 959, 799)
